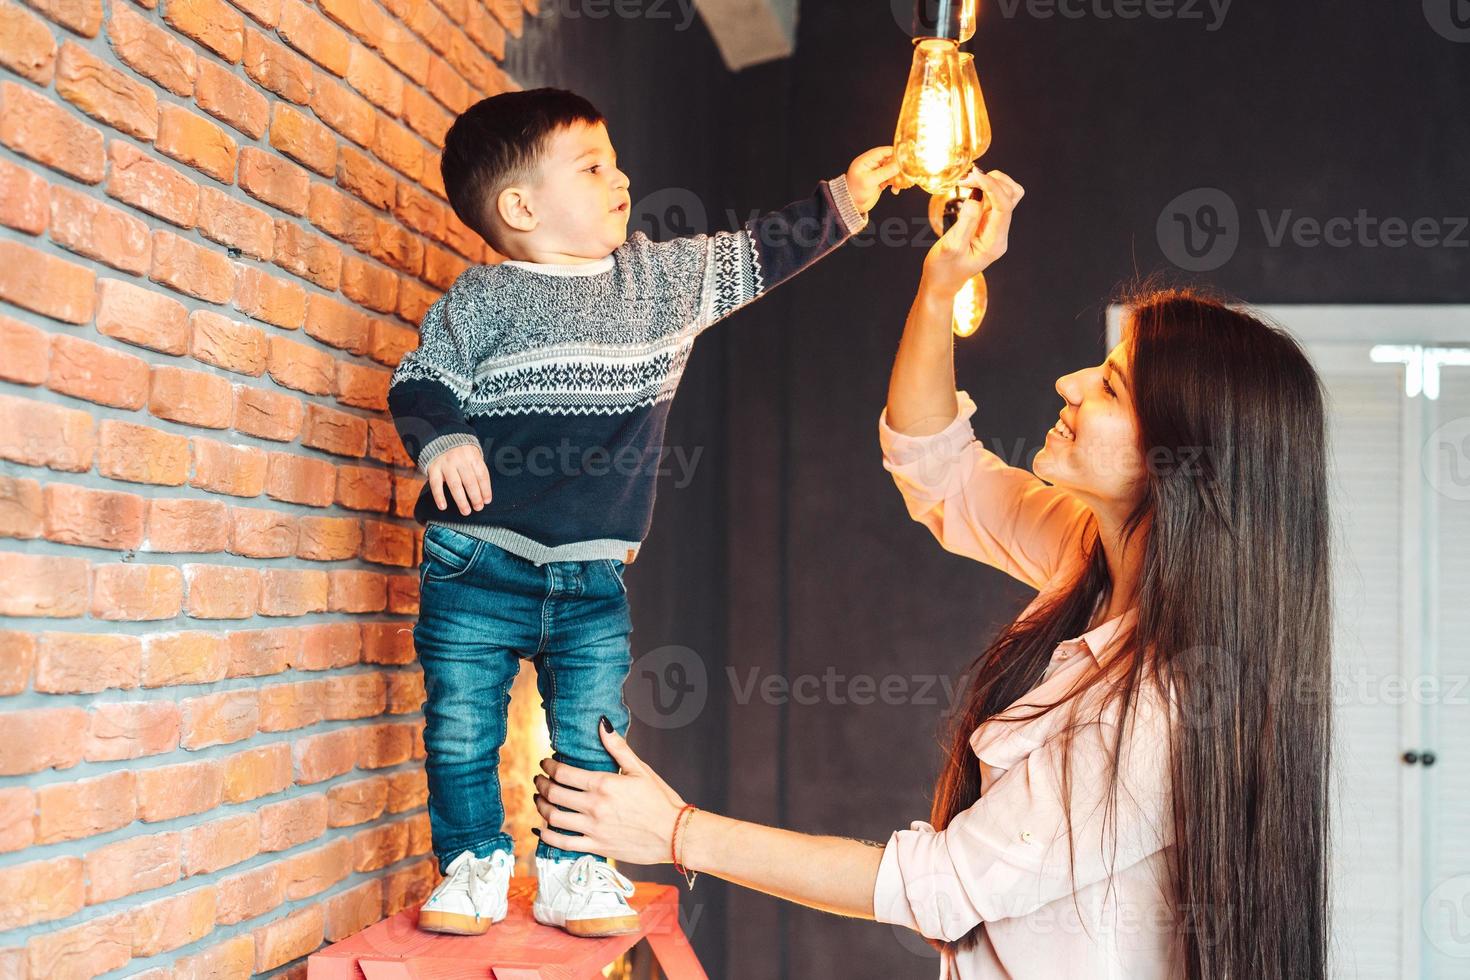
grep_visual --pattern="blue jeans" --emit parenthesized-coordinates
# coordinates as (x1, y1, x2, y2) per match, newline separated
(412, 524, 633, 873)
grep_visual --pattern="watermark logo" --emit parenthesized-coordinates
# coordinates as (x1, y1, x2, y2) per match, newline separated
(1424, 414, 1470, 502)
(1424, 874, 1470, 958)
(1156, 187, 1240, 272)
(1424, 0, 1470, 42)
(879, 869, 967, 958)
(626, 644, 708, 729)
(631, 186, 709, 240)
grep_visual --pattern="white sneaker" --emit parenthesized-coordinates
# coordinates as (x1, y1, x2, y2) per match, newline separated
(418, 849, 513, 935)
(532, 854, 641, 937)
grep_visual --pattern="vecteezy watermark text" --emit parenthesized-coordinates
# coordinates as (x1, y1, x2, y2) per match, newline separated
(625, 646, 975, 729)
(727, 666, 965, 709)
(533, 0, 698, 31)
(893, 0, 1232, 34)
(482, 437, 703, 490)
(993, 0, 1233, 30)
(1157, 187, 1470, 272)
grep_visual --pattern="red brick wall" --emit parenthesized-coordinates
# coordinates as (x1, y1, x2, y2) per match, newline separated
(0, 0, 533, 975)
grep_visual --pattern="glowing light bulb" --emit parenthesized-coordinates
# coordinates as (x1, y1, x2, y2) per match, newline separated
(960, 0, 978, 42)
(929, 186, 990, 338)
(894, 39, 973, 195)
(957, 53, 992, 161)
(952, 273, 988, 337)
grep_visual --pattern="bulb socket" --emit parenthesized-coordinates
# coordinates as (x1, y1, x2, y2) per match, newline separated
(913, 0, 965, 41)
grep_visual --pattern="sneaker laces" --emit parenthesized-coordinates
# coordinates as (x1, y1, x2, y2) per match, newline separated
(441, 851, 511, 908)
(567, 855, 635, 899)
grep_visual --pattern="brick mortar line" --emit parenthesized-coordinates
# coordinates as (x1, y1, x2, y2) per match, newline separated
(0, 800, 434, 944)
(0, 139, 454, 338)
(0, 377, 421, 486)
(0, 655, 423, 713)
(0, 46, 485, 318)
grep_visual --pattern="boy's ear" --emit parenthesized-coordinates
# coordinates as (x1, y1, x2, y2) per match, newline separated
(497, 186, 538, 234)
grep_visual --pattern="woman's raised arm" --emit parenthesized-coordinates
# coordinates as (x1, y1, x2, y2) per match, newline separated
(879, 173, 1094, 592)
(885, 170, 1022, 436)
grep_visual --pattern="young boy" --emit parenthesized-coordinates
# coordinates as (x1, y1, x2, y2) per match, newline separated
(388, 88, 897, 938)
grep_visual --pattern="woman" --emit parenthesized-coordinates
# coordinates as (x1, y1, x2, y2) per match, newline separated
(530, 170, 1333, 979)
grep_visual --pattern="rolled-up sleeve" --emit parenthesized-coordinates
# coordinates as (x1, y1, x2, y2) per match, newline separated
(871, 691, 1176, 942)
(878, 390, 1094, 591)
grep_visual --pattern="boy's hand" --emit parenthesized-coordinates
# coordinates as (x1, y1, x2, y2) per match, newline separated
(921, 168, 1024, 298)
(426, 444, 492, 516)
(845, 147, 904, 215)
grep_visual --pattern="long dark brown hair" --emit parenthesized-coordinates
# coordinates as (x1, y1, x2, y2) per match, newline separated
(928, 287, 1332, 979)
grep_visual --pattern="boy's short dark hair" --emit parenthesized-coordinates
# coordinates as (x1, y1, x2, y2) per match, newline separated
(441, 87, 606, 251)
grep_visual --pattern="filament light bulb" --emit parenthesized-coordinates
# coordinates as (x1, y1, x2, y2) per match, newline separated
(929, 186, 990, 338)
(952, 273, 988, 338)
(894, 39, 973, 195)
(957, 53, 992, 161)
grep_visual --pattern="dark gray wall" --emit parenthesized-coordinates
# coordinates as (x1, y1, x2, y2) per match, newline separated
(510, 2, 1470, 978)
(721, 2, 1470, 979)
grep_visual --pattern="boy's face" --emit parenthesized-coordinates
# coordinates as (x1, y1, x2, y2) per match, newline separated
(516, 120, 631, 260)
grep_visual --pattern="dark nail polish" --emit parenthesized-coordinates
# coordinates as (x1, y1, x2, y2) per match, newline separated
(531, 827, 541, 837)
(600, 715, 612, 734)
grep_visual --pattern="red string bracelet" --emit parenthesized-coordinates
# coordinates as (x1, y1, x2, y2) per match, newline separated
(671, 803, 699, 888)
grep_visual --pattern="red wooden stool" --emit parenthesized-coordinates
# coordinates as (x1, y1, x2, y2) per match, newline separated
(307, 876, 708, 980)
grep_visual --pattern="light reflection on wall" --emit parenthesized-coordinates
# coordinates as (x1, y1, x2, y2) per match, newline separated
(501, 663, 553, 877)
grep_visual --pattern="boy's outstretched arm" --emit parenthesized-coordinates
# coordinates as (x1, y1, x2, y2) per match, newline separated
(642, 147, 901, 334)
(386, 296, 493, 516)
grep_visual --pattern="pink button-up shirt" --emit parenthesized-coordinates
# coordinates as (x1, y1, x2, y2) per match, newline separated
(872, 391, 1183, 980)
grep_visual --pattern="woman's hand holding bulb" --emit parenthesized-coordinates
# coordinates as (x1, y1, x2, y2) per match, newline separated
(920, 168, 1024, 299)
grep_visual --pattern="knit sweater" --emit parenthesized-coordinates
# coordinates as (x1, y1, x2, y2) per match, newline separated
(387, 174, 867, 564)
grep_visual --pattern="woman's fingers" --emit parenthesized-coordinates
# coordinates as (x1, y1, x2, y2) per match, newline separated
(540, 757, 601, 791)
(536, 826, 583, 852)
(988, 169, 1025, 200)
(534, 773, 589, 812)
(975, 170, 1024, 210)
(534, 795, 596, 835)
(942, 197, 983, 251)
(976, 197, 1013, 252)
(597, 724, 647, 775)
(971, 172, 1011, 209)
(533, 792, 597, 835)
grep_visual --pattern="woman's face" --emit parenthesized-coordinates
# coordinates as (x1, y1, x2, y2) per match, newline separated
(1033, 339, 1149, 515)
